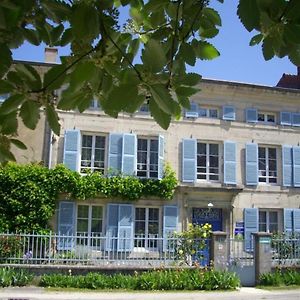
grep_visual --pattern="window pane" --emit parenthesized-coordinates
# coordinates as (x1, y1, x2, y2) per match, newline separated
(149, 208, 159, 221)
(209, 156, 218, 167)
(150, 152, 158, 164)
(138, 139, 147, 150)
(267, 114, 275, 122)
(136, 208, 146, 221)
(198, 155, 206, 167)
(269, 223, 278, 233)
(78, 205, 89, 218)
(91, 220, 102, 233)
(269, 212, 278, 223)
(259, 223, 267, 232)
(82, 135, 92, 147)
(269, 160, 277, 171)
(198, 108, 207, 117)
(258, 113, 265, 122)
(259, 211, 266, 223)
(77, 219, 88, 232)
(209, 144, 218, 155)
(198, 143, 206, 154)
(209, 174, 219, 180)
(92, 206, 103, 219)
(258, 147, 266, 158)
(259, 159, 266, 170)
(268, 148, 276, 159)
(209, 109, 218, 118)
(135, 221, 145, 235)
(148, 223, 159, 234)
(150, 139, 158, 151)
(81, 148, 92, 161)
(95, 136, 105, 148)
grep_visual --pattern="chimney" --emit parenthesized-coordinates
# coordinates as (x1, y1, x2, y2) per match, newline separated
(44, 47, 58, 63)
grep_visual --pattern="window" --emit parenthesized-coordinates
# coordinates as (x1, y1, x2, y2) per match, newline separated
(138, 100, 149, 113)
(81, 135, 106, 173)
(89, 99, 101, 109)
(257, 112, 276, 124)
(76, 204, 103, 247)
(198, 107, 219, 119)
(137, 138, 158, 178)
(197, 143, 219, 181)
(259, 210, 278, 233)
(134, 207, 159, 249)
(258, 147, 277, 184)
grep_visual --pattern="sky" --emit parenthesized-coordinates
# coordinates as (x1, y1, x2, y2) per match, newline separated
(12, 0, 297, 87)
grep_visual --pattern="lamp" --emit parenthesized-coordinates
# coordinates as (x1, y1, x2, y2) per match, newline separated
(207, 202, 214, 208)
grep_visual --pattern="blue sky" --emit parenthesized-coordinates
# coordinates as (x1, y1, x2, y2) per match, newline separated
(12, 0, 296, 87)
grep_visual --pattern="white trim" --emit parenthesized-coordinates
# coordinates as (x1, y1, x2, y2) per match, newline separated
(258, 146, 278, 185)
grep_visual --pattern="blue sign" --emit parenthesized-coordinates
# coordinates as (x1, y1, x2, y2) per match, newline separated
(234, 221, 244, 236)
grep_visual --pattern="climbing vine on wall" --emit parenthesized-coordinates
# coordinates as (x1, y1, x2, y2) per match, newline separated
(0, 163, 177, 232)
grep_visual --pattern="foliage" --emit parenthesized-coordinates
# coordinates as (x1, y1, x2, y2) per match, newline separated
(0, 267, 33, 287)
(40, 268, 240, 290)
(173, 223, 212, 265)
(0, 235, 22, 262)
(259, 269, 300, 286)
(0, 162, 177, 232)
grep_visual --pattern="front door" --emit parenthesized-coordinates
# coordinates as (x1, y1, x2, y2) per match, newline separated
(192, 208, 222, 265)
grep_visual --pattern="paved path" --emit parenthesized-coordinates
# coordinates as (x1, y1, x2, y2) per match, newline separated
(0, 287, 300, 300)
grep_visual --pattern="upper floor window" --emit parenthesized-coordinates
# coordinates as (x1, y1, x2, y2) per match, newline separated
(89, 99, 101, 110)
(138, 100, 149, 113)
(259, 210, 278, 233)
(197, 142, 219, 181)
(258, 147, 277, 184)
(258, 112, 276, 124)
(137, 138, 158, 178)
(81, 135, 106, 173)
(198, 107, 219, 119)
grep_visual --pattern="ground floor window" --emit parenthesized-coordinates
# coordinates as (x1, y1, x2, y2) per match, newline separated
(259, 210, 278, 233)
(76, 205, 103, 246)
(134, 207, 159, 249)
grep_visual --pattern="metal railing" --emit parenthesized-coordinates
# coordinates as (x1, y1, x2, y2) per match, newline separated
(228, 238, 254, 267)
(271, 237, 300, 266)
(0, 232, 210, 267)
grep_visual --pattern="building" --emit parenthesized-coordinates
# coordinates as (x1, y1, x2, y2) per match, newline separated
(10, 50, 300, 252)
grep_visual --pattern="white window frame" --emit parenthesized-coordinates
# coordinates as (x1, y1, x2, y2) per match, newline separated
(80, 134, 107, 174)
(259, 210, 279, 233)
(258, 146, 278, 185)
(257, 112, 276, 124)
(196, 142, 220, 182)
(198, 107, 219, 119)
(137, 137, 158, 179)
(76, 204, 104, 237)
(134, 206, 161, 251)
(89, 99, 101, 110)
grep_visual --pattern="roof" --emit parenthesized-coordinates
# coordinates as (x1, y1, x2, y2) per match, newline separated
(276, 67, 300, 89)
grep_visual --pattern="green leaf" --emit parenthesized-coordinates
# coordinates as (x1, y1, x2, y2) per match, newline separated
(0, 80, 14, 94)
(237, 0, 260, 32)
(289, 47, 300, 66)
(149, 84, 180, 115)
(0, 145, 15, 162)
(14, 64, 42, 91)
(71, 3, 99, 40)
(176, 86, 199, 98)
(22, 28, 40, 46)
(181, 73, 202, 86)
(0, 111, 18, 135)
(10, 138, 27, 150)
(250, 33, 264, 46)
(179, 43, 196, 66)
(177, 96, 191, 109)
(58, 89, 85, 110)
(262, 38, 274, 60)
(202, 8, 222, 26)
(149, 97, 171, 130)
(142, 39, 167, 72)
(107, 84, 139, 112)
(50, 24, 64, 45)
(0, 44, 12, 78)
(0, 94, 24, 115)
(43, 64, 66, 91)
(69, 61, 97, 91)
(60, 28, 73, 46)
(45, 105, 60, 135)
(193, 41, 220, 60)
(284, 24, 300, 44)
(19, 101, 40, 130)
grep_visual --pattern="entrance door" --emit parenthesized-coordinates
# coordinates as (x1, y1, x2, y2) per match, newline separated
(192, 208, 222, 266)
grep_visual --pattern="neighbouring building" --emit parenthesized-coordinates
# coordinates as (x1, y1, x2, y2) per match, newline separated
(7, 49, 300, 252)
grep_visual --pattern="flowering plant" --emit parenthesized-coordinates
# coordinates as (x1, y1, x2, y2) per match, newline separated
(173, 223, 212, 265)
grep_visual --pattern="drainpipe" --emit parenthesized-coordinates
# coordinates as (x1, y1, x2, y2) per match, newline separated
(48, 130, 53, 169)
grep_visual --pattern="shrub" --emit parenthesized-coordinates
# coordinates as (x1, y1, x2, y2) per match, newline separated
(0, 235, 22, 262)
(40, 268, 240, 291)
(259, 269, 300, 286)
(0, 267, 33, 287)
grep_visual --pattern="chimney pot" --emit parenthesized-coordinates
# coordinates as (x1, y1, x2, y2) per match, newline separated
(44, 47, 58, 63)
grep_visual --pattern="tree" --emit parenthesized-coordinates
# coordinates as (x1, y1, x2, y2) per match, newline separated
(0, 0, 299, 162)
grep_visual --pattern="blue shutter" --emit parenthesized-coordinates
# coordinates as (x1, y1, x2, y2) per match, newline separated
(63, 130, 81, 171)
(163, 205, 178, 251)
(245, 108, 257, 123)
(108, 133, 123, 174)
(185, 102, 198, 118)
(282, 146, 293, 187)
(106, 204, 119, 251)
(244, 208, 258, 251)
(158, 135, 165, 179)
(293, 209, 300, 235)
(293, 146, 300, 187)
(182, 139, 197, 182)
(284, 208, 294, 236)
(224, 141, 237, 184)
(57, 201, 75, 250)
(245, 143, 258, 185)
(222, 106, 236, 121)
(292, 113, 300, 127)
(117, 204, 134, 251)
(122, 133, 136, 176)
(280, 112, 292, 125)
